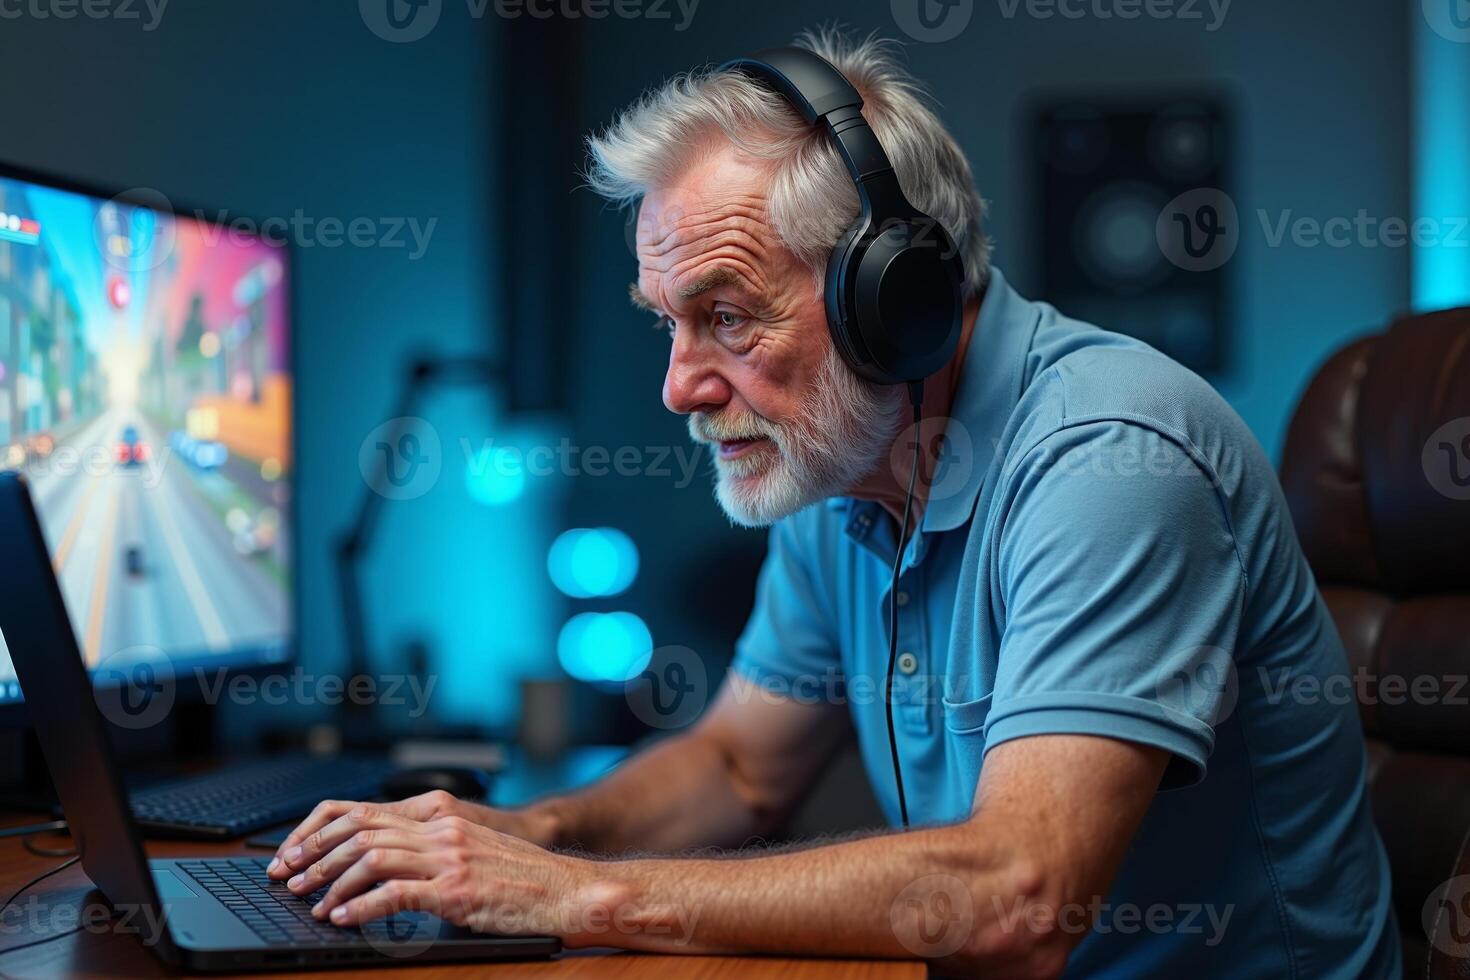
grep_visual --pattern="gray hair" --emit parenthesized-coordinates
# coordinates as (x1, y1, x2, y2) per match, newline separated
(585, 27, 991, 300)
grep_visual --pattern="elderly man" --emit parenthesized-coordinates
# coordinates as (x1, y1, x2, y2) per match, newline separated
(270, 30, 1398, 978)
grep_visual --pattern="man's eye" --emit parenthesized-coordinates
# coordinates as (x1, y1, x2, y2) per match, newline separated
(651, 316, 675, 336)
(715, 311, 746, 329)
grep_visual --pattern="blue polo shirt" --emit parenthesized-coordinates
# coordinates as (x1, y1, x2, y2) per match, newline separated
(732, 269, 1399, 977)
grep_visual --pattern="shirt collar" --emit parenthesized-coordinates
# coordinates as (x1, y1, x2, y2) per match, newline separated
(831, 268, 1041, 545)
(921, 267, 1039, 534)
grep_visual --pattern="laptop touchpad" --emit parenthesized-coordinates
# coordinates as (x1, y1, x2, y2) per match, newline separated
(152, 869, 198, 900)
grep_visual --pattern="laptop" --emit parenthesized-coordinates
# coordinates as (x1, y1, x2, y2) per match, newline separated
(0, 473, 561, 971)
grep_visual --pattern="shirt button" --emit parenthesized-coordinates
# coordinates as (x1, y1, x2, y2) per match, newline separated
(897, 652, 918, 675)
(896, 590, 910, 607)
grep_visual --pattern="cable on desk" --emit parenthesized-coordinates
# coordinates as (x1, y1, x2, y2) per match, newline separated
(0, 854, 82, 958)
(0, 821, 65, 842)
(0, 922, 84, 958)
(20, 834, 74, 859)
(0, 819, 75, 857)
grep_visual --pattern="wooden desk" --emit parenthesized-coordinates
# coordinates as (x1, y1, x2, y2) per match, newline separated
(0, 828, 922, 979)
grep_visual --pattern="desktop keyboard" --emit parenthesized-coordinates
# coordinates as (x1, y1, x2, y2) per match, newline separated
(125, 755, 397, 839)
(177, 858, 432, 946)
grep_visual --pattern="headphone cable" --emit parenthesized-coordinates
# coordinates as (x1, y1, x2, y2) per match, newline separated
(885, 381, 925, 829)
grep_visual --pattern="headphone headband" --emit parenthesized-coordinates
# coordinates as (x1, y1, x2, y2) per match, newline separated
(719, 49, 902, 205)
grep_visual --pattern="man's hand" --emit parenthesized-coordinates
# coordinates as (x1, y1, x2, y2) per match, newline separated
(266, 798, 591, 932)
(268, 791, 556, 880)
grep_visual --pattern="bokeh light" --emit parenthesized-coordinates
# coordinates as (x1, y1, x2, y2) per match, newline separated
(556, 611, 653, 683)
(547, 527, 639, 598)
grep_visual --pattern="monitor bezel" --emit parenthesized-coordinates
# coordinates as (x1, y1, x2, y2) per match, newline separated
(0, 158, 300, 719)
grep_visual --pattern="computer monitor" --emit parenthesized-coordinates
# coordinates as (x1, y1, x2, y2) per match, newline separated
(0, 164, 293, 705)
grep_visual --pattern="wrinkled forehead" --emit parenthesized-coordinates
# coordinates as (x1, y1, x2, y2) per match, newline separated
(632, 144, 789, 270)
(634, 187, 779, 272)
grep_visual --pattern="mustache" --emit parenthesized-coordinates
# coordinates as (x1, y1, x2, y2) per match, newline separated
(688, 411, 780, 445)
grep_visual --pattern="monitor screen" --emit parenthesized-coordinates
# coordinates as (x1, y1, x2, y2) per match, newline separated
(0, 170, 292, 702)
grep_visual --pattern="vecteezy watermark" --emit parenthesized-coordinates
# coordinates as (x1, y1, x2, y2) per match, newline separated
(889, 877, 1233, 959)
(199, 210, 437, 261)
(193, 667, 437, 718)
(889, 416, 976, 505)
(360, 417, 444, 501)
(93, 656, 438, 730)
(1153, 646, 1238, 727)
(1258, 666, 1469, 708)
(96, 188, 177, 273)
(625, 645, 709, 729)
(993, 0, 1231, 32)
(358, 417, 706, 500)
(0, 897, 169, 948)
(1022, 430, 1231, 489)
(891, 874, 975, 957)
(1423, 417, 1470, 501)
(359, 0, 699, 42)
(1160, 189, 1470, 272)
(94, 187, 436, 267)
(0, 0, 169, 31)
(2, 439, 173, 489)
(1257, 210, 1470, 251)
(94, 645, 176, 730)
(1423, 0, 1470, 44)
(1424, 875, 1470, 959)
(989, 895, 1234, 946)
(1157, 187, 1239, 272)
(462, 437, 703, 489)
(891, 0, 974, 43)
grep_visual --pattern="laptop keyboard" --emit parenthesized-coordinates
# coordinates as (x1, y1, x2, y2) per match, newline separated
(178, 858, 435, 947)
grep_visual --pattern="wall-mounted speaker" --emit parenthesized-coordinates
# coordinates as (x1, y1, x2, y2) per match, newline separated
(1031, 96, 1232, 373)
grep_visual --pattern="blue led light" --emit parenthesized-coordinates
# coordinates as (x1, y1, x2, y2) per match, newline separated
(557, 611, 653, 683)
(465, 445, 525, 506)
(1414, 12, 1470, 310)
(547, 527, 639, 598)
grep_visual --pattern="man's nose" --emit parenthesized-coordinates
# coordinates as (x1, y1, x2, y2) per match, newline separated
(662, 328, 731, 416)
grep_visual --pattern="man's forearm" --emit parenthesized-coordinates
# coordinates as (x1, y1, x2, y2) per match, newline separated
(523, 731, 777, 854)
(556, 820, 1060, 978)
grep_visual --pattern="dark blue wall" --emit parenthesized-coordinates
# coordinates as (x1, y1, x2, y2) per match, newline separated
(0, 1, 562, 737)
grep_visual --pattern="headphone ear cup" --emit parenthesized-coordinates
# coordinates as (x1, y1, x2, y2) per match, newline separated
(824, 221, 871, 376)
(842, 221, 964, 386)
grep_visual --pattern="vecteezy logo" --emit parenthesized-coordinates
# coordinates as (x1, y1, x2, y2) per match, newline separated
(1154, 645, 1239, 727)
(359, 0, 442, 42)
(625, 645, 708, 730)
(891, 0, 973, 43)
(1156, 188, 1239, 272)
(360, 883, 442, 959)
(358, 417, 442, 500)
(93, 645, 176, 731)
(94, 188, 177, 274)
(1423, 418, 1470, 500)
(891, 416, 974, 504)
(1423, 875, 1470, 958)
(1424, 0, 1470, 43)
(890, 874, 974, 958)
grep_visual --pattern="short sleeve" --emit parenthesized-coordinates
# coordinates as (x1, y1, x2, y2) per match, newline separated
(731, 512, 842, 695)
(985, 420, 1246, 788)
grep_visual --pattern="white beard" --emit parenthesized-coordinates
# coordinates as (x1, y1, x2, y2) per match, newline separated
(689, 345, 906, 527)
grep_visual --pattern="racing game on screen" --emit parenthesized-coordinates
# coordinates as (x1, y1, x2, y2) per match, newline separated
(0, 175, 291, 695)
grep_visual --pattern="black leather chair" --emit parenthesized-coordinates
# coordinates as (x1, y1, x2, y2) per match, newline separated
(1280, 306, 1470, 979)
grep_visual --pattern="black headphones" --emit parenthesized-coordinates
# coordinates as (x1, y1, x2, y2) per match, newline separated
(718, 46, 964, 391)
